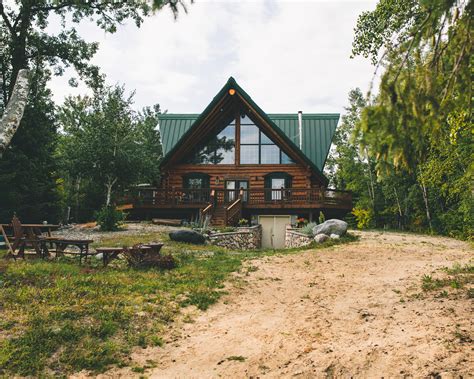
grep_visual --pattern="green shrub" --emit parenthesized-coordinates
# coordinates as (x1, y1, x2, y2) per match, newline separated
(238, 218, 249, 226)
(300, 222, 318, 236)
(318, 211, 326, 224)
(95, 206, 126, 231)
(351, 207, 373, 229)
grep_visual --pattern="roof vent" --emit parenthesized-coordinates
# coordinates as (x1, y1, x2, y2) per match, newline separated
(298, 111, 303, 149)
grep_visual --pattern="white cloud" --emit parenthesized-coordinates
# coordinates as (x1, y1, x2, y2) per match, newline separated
(47, 0, 378, 115)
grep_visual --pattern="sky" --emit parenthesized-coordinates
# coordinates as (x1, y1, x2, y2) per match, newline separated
(48, 0, 379, 115)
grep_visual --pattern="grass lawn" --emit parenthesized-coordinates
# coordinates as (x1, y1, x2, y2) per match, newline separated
(0, 231, 356, 377)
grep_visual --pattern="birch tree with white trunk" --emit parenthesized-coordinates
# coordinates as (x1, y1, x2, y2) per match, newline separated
(0, 69, 29, 157)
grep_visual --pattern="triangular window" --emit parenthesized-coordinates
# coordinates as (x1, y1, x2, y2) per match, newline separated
(185, 119, 235, 164)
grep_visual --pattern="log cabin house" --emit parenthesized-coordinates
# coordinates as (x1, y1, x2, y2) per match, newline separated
(121, 77, 352, 238)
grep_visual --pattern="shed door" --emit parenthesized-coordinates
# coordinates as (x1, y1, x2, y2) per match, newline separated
(259, 215, 291, 249)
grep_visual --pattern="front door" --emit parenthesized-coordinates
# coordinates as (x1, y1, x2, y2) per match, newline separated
(225, 180, 248, 203)
(259, 215, 291, 249)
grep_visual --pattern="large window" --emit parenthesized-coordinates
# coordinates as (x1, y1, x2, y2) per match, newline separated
(185, 114, 295, 165)
(186, 120, 235, 164)
(240, 114, 294, 164)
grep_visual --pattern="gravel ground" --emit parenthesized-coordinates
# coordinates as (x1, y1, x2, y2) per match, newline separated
(52, 222, 179, 244)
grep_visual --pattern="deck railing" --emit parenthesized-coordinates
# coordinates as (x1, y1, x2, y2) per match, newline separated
(121, 187, 352, 209)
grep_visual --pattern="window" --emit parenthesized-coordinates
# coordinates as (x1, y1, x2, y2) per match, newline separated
(261, 145, 280, 164)
(240, 124, 259, 144)
(239, 114, 294, 164)
(187, 121, 235, 164)
(264, 173, 292, 201)
(183, 173, 210, 202)
(183, 173, 210, 189)
(241, 145, 259, 164)
(225, 180, 248, 202)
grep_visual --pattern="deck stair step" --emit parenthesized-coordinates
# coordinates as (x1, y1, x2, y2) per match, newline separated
(209, 205, 227, 226)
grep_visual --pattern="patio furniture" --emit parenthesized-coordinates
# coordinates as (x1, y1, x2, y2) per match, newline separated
(0, 216, 58, 259)
(95, 247, 124, 267)
(49, 238, 94, 263)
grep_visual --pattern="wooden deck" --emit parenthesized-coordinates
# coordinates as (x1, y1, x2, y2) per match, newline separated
(119, 187, 352, 211)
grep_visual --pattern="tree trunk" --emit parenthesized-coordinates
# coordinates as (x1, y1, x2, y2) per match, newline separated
(420, 181, 433, 232)
(74, 176, 82, 222)
(364, 149, 376, 210)
(0, 69, 30, 157)
(394, 187, 403, 229)
(105, 177, 118, 206)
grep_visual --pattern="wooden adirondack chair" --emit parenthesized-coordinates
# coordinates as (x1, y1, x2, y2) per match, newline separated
(9, 216, 47, 259)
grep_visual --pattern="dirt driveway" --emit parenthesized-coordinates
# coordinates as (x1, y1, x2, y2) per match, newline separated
(108, 231, 473, 378)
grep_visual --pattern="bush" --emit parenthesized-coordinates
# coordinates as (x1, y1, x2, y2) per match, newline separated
(95, 206, 126, 231)
(318, 211, 326, 224)
(351, 207, 373, 229)
(238, 218, 249, 226)
(300, 222, 318, 236)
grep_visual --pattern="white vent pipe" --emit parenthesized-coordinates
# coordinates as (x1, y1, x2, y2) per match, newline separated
(297, 110, 303, 149)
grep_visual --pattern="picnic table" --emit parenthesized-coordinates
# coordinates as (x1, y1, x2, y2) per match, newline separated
(0, 223, 60, 256)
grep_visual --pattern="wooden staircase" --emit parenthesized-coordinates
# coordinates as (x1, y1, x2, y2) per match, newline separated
(210, 207, 226, 226)
(200, 189, 244, 227)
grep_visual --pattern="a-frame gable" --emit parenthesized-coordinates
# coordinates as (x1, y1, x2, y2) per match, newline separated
(160, 77, 329, 185)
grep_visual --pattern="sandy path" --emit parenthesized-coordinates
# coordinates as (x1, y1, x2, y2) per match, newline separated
(106, 231, 473, 378)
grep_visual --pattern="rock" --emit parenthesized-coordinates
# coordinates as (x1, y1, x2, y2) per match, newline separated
(169, 229, 206, 244)
(312, 219, 348, 237)
(330, 233, 340, 239)
(314, 233, 329, 243)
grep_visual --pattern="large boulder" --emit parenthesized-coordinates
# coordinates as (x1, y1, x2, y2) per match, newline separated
(169, 229, 206, 244)
(314, 233, 329, 243)
(312, 219, 348, 237)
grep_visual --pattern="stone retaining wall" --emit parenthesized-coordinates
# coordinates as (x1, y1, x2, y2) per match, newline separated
(285, 226, 313, 248)
(209, 225, 262, 250)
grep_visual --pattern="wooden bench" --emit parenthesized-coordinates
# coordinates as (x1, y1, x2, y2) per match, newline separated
(46, 238, 94, 263)
(95, 247, 124, 267)
(96, 243, 164, 267)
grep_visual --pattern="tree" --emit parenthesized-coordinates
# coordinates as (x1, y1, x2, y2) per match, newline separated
(0, 68, 29, 156)
(135, 105, 163, 185)
(0, 67, 61, 222)
(350, 0, 472, 238)
(0, 0, 189, 222)
(326, 89, 377, 220)
(0, 0, 190, 102)
(58, 85, 162, 214)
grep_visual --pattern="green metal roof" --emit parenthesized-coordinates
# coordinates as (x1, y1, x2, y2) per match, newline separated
(158, 77, 339, 177)
(159, 113, 339, 171)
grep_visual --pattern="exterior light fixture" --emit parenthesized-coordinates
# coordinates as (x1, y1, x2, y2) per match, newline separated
(228, 88, 236, 96)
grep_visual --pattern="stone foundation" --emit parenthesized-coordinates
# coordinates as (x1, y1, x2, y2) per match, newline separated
(209, 225, 262, 250)
(285, 226, 313, 248)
